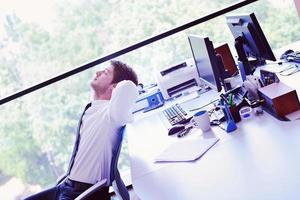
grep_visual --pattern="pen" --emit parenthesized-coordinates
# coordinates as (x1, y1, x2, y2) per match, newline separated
(231, 94, 235, 106)
(220, 94, 229, 105)
(228, 93, 234, 106)
(177, 126, 193, 138)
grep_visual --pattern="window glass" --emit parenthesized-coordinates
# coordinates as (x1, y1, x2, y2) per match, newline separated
(0, 0, 299, 198)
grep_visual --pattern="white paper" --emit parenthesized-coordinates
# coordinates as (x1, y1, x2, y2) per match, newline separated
(154, 137, 219, 162)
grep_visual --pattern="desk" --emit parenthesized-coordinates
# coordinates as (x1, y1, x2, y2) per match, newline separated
(128, 113, 300, 199)
(127, 45, 300, 200)
(270, 41, 300, 96)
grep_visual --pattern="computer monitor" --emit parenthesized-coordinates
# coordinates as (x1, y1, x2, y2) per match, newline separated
(226, 13, 276, 81)
(215, 43, 238, 77)
(188, 35, 222, 92)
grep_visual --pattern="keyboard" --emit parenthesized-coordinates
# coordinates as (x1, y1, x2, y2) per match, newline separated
(163, 104, 191, 126)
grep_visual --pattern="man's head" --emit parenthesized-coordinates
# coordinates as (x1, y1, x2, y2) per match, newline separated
(90, 60, 138, 100)
(110, 60, 138, 86)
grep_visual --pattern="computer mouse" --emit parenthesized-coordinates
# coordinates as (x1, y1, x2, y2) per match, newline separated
(168, 125, 185, 135)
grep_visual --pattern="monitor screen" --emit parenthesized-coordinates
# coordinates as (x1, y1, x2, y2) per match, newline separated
(226, 13, 276, 79)
(188, 35, 222, 92)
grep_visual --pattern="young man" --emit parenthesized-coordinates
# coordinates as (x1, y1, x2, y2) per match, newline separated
(25, 60, 138, 200)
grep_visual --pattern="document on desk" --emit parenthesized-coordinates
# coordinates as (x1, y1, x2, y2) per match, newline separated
(154, 138, 219, 162)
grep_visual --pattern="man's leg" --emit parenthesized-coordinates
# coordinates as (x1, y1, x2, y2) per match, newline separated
(57, 181, 81, 200)
(86, 187, 110, 200)
(57, 179, 110, 200)
(24, 186, 57, 200)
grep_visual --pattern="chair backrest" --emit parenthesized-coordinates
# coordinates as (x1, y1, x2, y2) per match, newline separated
(110, 126, 130, 200)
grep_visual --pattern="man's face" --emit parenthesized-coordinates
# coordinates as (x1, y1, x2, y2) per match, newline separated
(90, 65, 114, 94)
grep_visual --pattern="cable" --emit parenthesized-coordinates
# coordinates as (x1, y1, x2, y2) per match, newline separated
(279, 64, 300, 76)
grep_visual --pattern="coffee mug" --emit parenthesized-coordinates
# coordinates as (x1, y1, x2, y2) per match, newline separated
(191, 110, 211, 132)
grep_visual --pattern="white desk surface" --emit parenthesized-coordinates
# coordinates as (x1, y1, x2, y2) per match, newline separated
(127, 108, 300, 200)
(127, 44, 300, 199)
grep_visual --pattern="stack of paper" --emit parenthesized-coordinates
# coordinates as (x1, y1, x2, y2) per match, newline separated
(154, 137, 219, 162)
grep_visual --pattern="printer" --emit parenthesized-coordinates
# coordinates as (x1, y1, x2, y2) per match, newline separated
(155, 58, 201, 99)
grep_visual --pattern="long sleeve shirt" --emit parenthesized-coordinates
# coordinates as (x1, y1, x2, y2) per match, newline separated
(69, 80, 138, 184)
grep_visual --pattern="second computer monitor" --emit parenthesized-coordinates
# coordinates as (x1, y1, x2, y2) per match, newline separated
(226, 13, 276, 79)
(188, 35, 222, 92)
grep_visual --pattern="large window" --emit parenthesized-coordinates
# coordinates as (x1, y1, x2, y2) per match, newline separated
(0, 0, 299, 199)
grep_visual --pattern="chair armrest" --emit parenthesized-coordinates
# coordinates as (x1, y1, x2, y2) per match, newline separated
(56, 174, 67, 185)
(75, 179, 107, 200)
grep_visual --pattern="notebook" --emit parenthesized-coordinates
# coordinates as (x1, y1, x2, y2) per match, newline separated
(154, 137, 219, 162)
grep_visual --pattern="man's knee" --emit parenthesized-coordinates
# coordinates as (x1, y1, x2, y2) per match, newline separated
(24, 186, 57, 200)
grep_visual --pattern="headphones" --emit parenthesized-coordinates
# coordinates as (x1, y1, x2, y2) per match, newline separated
(280, 49, 294, 60)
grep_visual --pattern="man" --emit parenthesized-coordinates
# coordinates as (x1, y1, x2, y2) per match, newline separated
(25, 60, 138, 200)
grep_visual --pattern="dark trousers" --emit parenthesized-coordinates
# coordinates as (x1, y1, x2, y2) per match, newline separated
(24, 179, 110, 200)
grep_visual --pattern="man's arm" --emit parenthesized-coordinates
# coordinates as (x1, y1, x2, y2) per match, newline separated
(109, 80, 138, 126)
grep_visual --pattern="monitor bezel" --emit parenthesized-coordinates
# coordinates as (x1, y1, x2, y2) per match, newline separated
(226, 12, 276, 62)
(188, 35, 222, 92)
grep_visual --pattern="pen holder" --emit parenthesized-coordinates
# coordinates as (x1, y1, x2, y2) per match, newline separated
(228, 106, 241, 123)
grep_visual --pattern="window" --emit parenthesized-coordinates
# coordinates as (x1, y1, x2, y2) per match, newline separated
(0, 0, 299, 198)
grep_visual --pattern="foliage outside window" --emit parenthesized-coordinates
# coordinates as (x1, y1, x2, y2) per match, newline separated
(0, 0, 299, 199)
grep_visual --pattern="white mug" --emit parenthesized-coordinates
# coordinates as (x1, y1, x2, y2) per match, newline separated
(191, 110, 211, 132)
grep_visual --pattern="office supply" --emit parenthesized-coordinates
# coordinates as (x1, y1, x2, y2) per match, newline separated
(155, 59, 201, 99)
(221, 86, 249, 122)
(177, 126, 193, 138)
(154, 137, 219, 162)
(190, 110, 211, 132)
(133, 88, 164, 113)
(226, 13, 276, 81)
(278, 63, 300, 76)
(188, 35, 223, 92)
(260, 69, 280, 86)
(250, 100, 264, 116)
(167, 125, 185, 136)
(221, 86, 248, 104)
(162, 104, 192, 126)
(228, 105, 242, 123)
(239, 106, 253, 119)
(228, 93, 234, 106)
(258, 82, 300, 118)
(280, 49, 300, 63)
(223, 103, 237, 132)
(280, 49, 295, 59)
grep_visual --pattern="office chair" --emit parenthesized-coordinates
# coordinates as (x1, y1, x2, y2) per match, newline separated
(75, 126, 130, 200)
(25, 126, 129, 200)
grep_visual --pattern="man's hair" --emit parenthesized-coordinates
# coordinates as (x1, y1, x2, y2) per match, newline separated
(111, 60, 138, 86)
